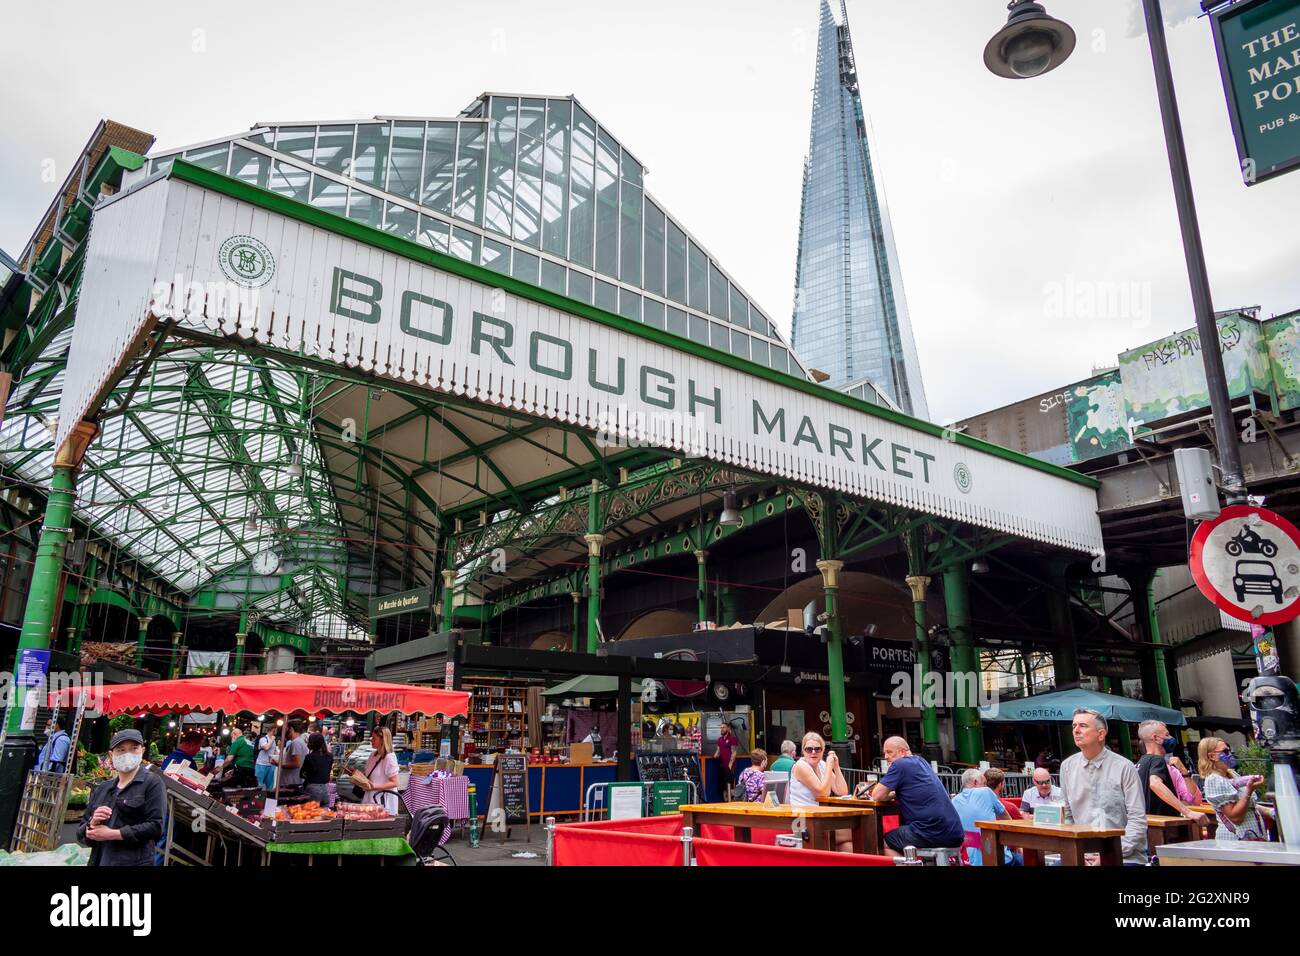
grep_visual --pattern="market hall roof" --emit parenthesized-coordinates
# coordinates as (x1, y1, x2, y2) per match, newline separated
(4, 103, 1103, 644)
(137, 94, 811, 382)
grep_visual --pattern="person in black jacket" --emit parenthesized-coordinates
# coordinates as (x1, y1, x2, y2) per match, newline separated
(78, 729, 166, 866)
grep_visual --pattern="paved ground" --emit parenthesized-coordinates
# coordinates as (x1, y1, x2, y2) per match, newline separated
(57, 819, 545, 866)
(441, 834, 547, 866)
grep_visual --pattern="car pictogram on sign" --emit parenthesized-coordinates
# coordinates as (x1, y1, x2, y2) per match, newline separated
(1232, 560, 1283, 604)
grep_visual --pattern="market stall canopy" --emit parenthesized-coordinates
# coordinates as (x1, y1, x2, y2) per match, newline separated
(978, 687, 1186, 726)
(49, 672, 470, 719)
(542, 675, 644, 697)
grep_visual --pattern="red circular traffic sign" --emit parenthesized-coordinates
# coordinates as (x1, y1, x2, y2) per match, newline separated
(1189, 504, 1300, 625)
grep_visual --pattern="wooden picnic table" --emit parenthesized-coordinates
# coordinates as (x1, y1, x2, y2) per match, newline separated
(1186, 804, 1219, 839)
(1146, 814, 1202, 848)
(976, 818, 1124, 866)
(818, 795, 895, 855)
(679, 801, 878, 854)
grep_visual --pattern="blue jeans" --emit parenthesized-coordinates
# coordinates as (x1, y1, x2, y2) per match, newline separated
(255, 764, 276, 790)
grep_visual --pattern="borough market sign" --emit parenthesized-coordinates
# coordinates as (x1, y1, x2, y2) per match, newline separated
(58, 161, 1103, 553)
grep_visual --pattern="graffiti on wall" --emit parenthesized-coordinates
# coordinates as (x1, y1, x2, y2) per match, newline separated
(1265, 315, 1300, 412)
(1119, 317, 1272, 428)
(1064, 370, 1131, 462)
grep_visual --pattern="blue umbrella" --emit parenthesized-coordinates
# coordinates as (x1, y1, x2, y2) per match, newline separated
(979, 687, 1186, 726)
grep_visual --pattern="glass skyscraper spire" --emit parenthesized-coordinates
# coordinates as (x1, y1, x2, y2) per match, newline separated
(792, 1, 928, 419)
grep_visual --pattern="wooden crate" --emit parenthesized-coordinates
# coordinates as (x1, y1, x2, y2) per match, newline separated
(161, 772, 216, 811)
(209, 806, 272, 846)
(342, 815, 408, 839)
(269, 818, 344, 843)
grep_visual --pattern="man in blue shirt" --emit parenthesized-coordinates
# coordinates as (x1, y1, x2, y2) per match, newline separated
(161, 732, 204, 772)
(951, 768, 1021, 865)
(37, 717, 72, 773)
(869, 737, 964, 856)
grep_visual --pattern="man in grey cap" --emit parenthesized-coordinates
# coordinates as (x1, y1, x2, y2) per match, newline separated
(77, 729, 166, 866)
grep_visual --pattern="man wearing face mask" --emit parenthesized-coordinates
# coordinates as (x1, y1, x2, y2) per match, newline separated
(77, 729, 166, 866)
(1136, 721, 1207, 831)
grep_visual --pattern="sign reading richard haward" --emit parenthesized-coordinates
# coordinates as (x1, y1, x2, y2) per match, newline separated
(59, 162, 1103, 554)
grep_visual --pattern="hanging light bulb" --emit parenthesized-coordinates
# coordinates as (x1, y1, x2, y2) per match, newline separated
(718, 490, 742, 528)
(285, 452, 303, 478)
(168, 720, 177, 729)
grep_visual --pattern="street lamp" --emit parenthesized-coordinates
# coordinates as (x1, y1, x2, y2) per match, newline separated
(983, 1, 1076, 78)
(983, 0, 1246, 497)
(718, 490, 742, 528)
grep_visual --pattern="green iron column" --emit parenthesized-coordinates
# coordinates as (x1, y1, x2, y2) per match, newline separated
(570, 591, 582, 653)
(584, 482, 604, 653)
(584, 533, 604, 653)
(695, 548, 709, 623)
(232, 610, 249, 676)
(0, 423, 97, 850)
(718, 584, 738, 628)
(905, 574, 941, 760)
(1125, 568, 1171, 708)
(66, 589, 90, 655)
(816, 559, 848, 743)
(437, 535, 456, 629)
(3, 463, 79, 736)
(134, 615, 153, 669)
(943, 562, 985, 765)
(441, 569, 457, 625)
(168, 630, 183, 679)
(1047, 561, 1080, 686)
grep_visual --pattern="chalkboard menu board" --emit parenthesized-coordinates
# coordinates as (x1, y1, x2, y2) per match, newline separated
(493, 754, 531, 842)
(636, 750, 703, 802)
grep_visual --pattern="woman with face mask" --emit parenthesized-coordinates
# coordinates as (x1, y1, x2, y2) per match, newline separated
(77, 729, 167, 866)
(1197, 736, 1271, 842)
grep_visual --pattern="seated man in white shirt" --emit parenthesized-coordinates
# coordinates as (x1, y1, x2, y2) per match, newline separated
(1019, 767, 1064, 816)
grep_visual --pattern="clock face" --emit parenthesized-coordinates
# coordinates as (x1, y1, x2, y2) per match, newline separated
(252, 550, 281, 575)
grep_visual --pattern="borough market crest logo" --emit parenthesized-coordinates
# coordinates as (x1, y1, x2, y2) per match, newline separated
(953, 462, 973, 494)
(218, 235, 275, 288)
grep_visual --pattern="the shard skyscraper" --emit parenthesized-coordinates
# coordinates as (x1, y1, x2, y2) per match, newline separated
(792, 0, 928, 419)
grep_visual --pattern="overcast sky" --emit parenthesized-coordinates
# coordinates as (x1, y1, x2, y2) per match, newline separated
(3, 0, 1297, 425)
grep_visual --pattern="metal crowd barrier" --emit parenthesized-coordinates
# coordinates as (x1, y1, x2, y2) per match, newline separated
(581, 780, 699, 820)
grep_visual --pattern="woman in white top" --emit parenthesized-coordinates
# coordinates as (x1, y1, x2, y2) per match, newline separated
(355, 727, 401, 815)
(789, 732, 851, 851)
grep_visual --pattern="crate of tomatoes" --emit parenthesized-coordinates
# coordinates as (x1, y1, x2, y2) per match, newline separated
(335, 802, 409, 839)
(268, 801, 344, 843)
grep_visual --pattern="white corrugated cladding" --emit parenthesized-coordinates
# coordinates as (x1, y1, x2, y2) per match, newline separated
(58, 175, 1104, 555)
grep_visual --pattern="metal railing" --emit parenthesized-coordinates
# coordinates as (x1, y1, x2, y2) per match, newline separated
(581, 780, 699, 820)
(841, 766, 1058, 798)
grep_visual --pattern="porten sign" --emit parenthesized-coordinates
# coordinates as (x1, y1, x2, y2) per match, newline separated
(1211, 0, 1300, 184)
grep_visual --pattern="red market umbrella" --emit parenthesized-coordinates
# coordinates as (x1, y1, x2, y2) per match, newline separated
(49, 672, 470, 719)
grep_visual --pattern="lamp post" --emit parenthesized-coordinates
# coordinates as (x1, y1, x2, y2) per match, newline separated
(985, 0, 1246, 497)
